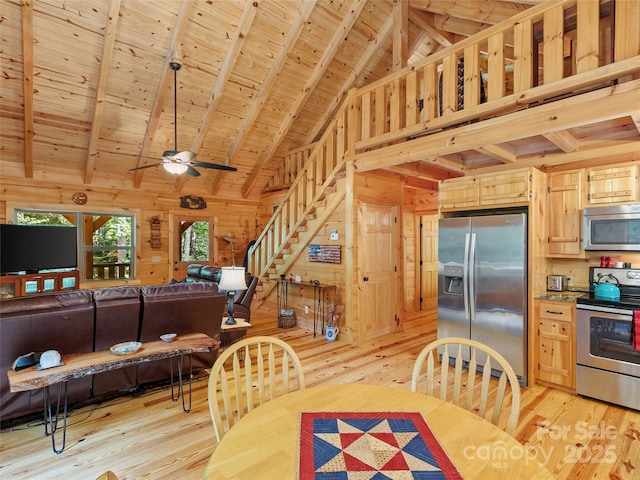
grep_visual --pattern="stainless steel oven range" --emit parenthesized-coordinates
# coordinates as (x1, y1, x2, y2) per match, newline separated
(576, 267, 640, 411)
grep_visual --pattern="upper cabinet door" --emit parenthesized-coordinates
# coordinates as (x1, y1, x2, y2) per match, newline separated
(547, 170, 585, 258)
(587, 164, 638, 205)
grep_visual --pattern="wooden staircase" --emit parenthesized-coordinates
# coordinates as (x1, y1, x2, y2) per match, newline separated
(247, 103, 348, 305)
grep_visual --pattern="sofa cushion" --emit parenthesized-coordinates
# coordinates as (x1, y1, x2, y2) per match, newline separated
(137, 282, 225, 386)
(93, 286, 141, 397)
(199, 266, 221, 282)
(0, 290, 94, 423)
(186, 264, 204, 277)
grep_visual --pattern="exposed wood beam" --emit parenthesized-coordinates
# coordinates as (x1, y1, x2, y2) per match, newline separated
(21, 0, 34, 178)
(633, 112, 640, 134)
(306, 12, 394, 144)
(210, 1, 317, 195)
(433, 13, 491, 38)
(132, 0, 194, 189)
(352, 80, 640, 173)
(408, 0, 529, 25)
(476, 143, 517, 163)
(410, 9, 454, 48)
(400, 175, 439, 190)
(480, 142, 640, 175)
(392, 0, 408, 71)
(241, 0, 367, 198)
(543, 130, 578, 153)
(385, 161, 459, 182)
(84, 0, 121, 184)
(175, 0, 259, 193)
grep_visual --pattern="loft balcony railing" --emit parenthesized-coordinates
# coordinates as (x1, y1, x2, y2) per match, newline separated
(351, 0, 638, 155)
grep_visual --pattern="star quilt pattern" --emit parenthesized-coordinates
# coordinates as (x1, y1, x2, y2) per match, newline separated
(298, 411, 462, 480)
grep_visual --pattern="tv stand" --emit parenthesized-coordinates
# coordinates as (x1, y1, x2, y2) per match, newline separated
(0, 270, 79, 299)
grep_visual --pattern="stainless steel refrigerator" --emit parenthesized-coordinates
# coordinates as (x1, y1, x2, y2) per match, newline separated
(437, 213, 527, 386)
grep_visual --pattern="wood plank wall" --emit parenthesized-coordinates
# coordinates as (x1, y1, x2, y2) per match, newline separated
(0, 179, 259, 287)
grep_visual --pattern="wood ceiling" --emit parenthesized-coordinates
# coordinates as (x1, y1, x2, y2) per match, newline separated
(1, 1, 637, 200)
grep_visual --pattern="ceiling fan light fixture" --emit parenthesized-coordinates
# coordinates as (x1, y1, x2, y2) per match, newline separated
(173, 150, 197, 162)
(163, 161, 189, 175)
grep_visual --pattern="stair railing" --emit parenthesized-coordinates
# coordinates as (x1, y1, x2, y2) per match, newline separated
(247, 103, 348, 285)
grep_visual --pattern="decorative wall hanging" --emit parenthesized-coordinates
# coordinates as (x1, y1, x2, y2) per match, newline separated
(180, 195, 207, 209)
(307, 244, 341, 264)
(150, 216, 161, 249)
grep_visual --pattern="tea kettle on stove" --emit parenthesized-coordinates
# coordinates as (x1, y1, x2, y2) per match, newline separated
(593, 274, 621, 301)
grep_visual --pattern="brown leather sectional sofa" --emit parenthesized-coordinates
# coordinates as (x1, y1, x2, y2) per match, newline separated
(0, 282, 226, 425)
(183, 264, 258, 321)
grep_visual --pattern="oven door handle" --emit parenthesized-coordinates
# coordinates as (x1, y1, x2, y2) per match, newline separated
(576, 304, 634, 316)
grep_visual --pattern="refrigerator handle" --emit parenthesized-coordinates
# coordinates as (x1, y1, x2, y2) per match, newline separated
(469, 233, 476, 321)
(463, 233, 470, 321)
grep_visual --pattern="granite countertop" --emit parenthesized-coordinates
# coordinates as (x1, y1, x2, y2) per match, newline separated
(536, 291, 588, 302)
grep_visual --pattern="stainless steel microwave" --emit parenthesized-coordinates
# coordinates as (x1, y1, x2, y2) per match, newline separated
(583, 204, 640, 251)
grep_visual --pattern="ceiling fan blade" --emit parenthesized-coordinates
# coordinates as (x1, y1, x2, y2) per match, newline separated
(186, 166, 201, 177)
(128, 164, 161, 172)
(192, 161, 238, 172)
(111, 151, 159, 160)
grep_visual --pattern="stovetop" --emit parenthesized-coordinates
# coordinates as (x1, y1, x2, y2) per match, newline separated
(576, 267, 640, 311)
(576, 293, 640, 310)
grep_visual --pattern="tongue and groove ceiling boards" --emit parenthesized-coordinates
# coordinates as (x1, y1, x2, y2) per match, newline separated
(1, 1, 638, 198)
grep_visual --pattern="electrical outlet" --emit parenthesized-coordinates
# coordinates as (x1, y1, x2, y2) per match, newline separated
(304, 305, 309, 314)
(566, 276, 573, 287)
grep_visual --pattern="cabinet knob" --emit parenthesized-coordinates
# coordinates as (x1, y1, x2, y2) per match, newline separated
(363, 276, 369, 282)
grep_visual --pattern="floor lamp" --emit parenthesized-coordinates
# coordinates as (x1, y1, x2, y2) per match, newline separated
(219, 266, 247, 325)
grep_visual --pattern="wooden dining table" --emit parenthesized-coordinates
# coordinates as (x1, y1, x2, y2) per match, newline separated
(204, 383, 553, 479)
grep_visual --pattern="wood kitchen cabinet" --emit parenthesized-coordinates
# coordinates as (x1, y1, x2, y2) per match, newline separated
(587, 163, 637, 204)
(547, 170, 585, 257)
(479, 169, 531, 207)
(536, 299, 575, 390)
(439, 177, 479, 210)
(440, 168, 535, 211)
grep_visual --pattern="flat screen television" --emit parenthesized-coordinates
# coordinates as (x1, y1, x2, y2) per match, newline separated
(0, 224, 77, 274)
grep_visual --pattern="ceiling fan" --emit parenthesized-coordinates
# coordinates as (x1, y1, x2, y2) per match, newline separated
(125, 61, 237, 177)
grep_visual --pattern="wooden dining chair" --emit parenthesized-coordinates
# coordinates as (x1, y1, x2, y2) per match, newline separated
(207, 335, 305, 443)
(410, 337, 521, 436)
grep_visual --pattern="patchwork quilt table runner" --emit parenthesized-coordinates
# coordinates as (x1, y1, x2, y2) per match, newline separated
(298, 411, 462, 479)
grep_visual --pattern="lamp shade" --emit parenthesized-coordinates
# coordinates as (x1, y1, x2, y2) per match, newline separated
(163, 160, 189, 175)
(218, 266, 248, 292)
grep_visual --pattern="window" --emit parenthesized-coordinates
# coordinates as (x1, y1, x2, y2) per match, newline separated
(17, 210, 135, 281)
(178, 220, 210, 262)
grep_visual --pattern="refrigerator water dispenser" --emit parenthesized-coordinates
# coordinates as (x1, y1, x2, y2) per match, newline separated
(443, 265, 464, 294)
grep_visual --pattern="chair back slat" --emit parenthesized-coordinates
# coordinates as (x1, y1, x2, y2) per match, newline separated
(426, 350, 435, 397)
(440, 345, 449, 401)
(478, 354, 492, 418)
(466, 348, 477, 410)
(453, 346, 464, 407)
(411, 337, 521, 436)
(208, 336, 305, 443)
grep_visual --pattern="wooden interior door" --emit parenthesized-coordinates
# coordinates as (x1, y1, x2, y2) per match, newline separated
(420, 214, 439, 311)
(357, 202, 398, 340)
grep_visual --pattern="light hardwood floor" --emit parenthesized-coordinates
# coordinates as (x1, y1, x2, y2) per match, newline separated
(1, 308, 639, 479)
